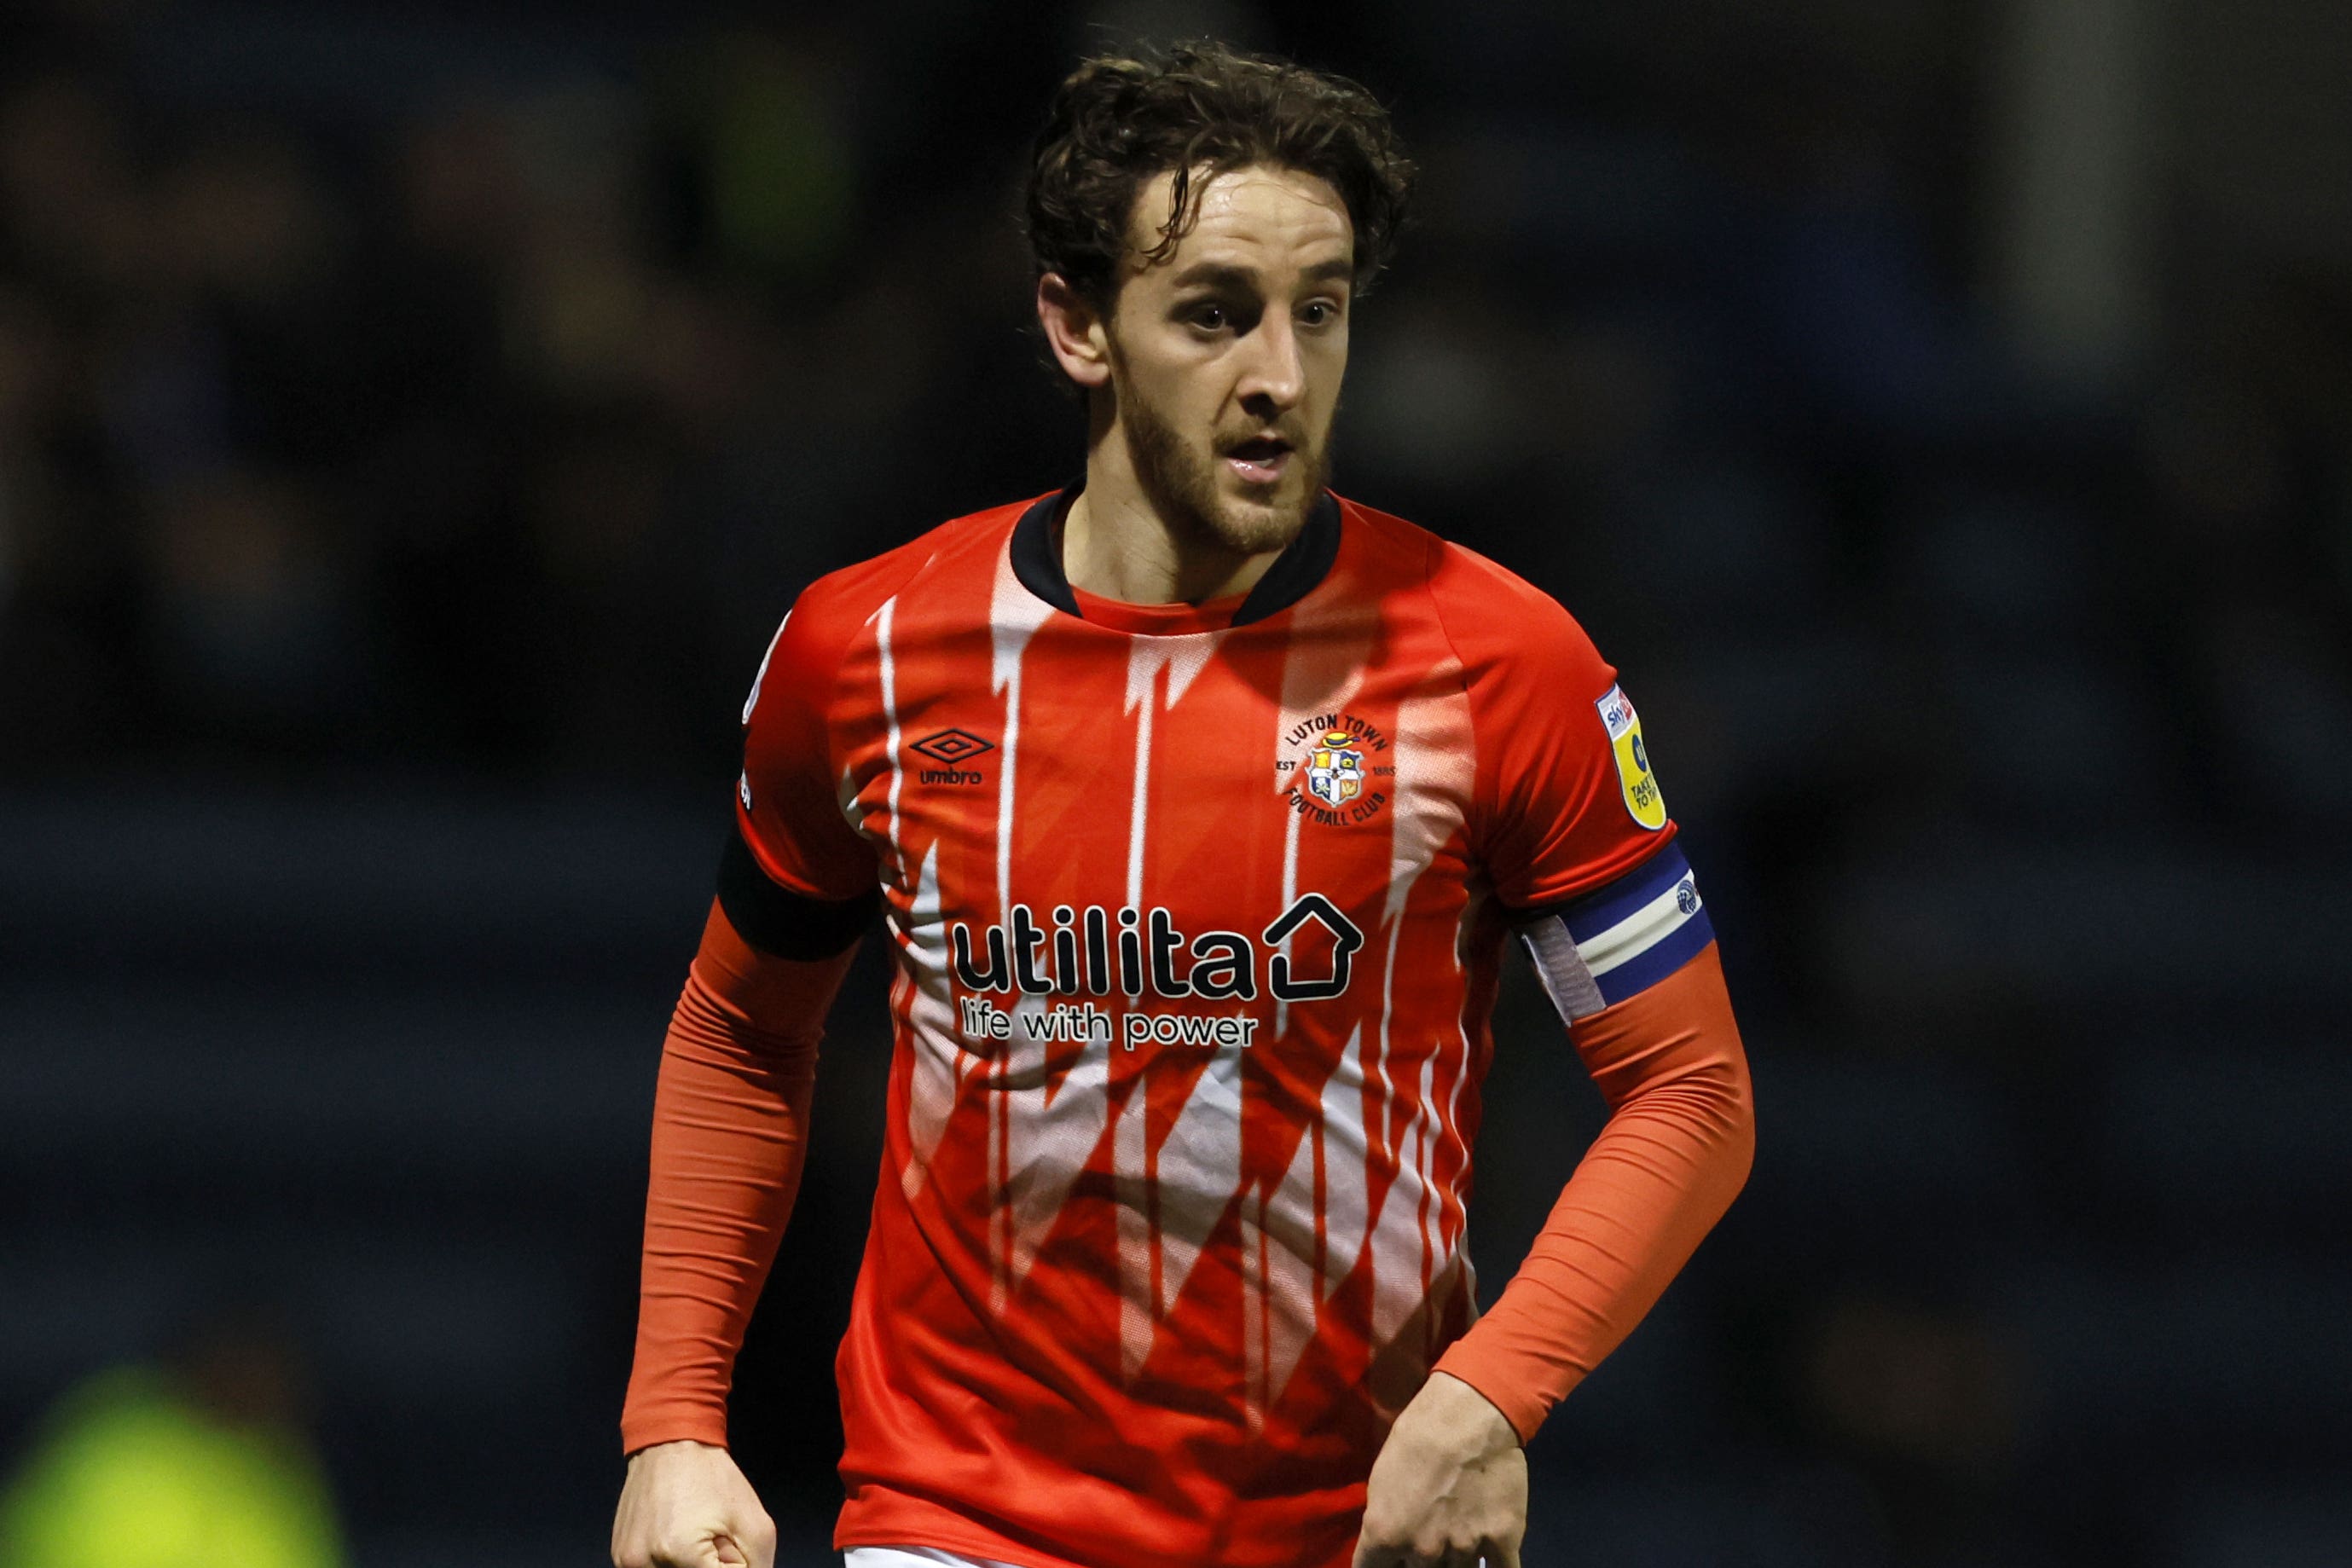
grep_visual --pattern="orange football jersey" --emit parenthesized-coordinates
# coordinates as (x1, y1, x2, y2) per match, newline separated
(732, 487, 1700, 1567)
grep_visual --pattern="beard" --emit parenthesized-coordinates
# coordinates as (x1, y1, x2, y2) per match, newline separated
(1116, 377, 1330, 560)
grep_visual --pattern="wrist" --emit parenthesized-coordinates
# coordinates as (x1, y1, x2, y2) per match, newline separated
(626, 1437, 725, 1467)
(1424, 1370, 1523, 1455)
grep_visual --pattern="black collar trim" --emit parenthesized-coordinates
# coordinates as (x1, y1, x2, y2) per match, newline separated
(1008, 483, 1341, 628)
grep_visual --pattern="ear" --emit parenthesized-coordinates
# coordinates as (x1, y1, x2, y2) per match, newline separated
(1037, 272, 1112, 390)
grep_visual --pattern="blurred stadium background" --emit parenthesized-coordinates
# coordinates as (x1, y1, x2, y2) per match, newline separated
(2, 0, 2349, 1563)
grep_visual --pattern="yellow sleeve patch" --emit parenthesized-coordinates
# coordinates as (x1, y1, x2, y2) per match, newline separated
(1596, 683, 1667, 830)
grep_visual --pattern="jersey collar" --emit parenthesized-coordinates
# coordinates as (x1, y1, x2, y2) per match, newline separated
(1009, 482, 1341, 628)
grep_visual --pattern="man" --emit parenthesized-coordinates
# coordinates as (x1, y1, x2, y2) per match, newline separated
(613, 42, 1752, 1568)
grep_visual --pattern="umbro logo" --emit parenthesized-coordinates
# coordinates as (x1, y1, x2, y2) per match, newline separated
(912, 729, 994, 764)
(912, 728, 993, 785)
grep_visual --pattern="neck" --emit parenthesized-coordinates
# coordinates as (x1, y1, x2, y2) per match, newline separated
(1063, 401, 1284, 605)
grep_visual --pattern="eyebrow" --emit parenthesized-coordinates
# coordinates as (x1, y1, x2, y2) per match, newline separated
(1167, 257, 1355, 289)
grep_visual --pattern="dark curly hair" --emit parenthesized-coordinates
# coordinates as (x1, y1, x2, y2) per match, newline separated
(1025, 41, 1415, 310)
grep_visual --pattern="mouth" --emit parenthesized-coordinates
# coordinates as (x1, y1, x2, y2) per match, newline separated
(1223, 435, 1295, 487)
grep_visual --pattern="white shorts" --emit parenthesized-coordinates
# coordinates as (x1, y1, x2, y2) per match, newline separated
(843, 1550, 1024, 1568)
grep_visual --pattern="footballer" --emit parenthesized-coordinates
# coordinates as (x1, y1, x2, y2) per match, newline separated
(612, 41, 1754, 1568)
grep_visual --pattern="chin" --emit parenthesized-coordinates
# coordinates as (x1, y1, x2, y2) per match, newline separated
(1202, 485, 1312, 556)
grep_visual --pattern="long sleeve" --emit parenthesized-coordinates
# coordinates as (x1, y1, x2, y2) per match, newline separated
(618, 900, 859, 1455)
(1433, 942, 1754, 1443)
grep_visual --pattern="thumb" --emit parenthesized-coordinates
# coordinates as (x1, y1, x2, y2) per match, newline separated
(715, 1522, 777, 1568)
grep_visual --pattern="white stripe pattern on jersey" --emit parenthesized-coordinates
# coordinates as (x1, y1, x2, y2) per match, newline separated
(1115, 630, 1240, 1379)
(875, 597, 902, 871)
(983, 547, 1055, 1311)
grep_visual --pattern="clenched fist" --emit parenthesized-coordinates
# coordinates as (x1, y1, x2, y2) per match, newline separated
(1352, 1372, 1527, 1568)
(611, 1439, 777, 1568)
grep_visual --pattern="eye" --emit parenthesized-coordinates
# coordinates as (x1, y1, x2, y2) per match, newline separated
(1300, 299, 1341, 327)
(1184, 302, 1228, 332)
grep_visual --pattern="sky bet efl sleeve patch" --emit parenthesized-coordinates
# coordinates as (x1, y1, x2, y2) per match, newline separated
(1596, 683, 1667, 830)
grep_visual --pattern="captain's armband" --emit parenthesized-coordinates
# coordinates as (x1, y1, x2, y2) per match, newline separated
(1514, 840, 1714, 1024)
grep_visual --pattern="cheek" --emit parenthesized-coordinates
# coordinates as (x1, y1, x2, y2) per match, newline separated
(1110, 325, 1197, 413)
(1306, 337, 1349, 413)
(1140, 359, 1227, 436)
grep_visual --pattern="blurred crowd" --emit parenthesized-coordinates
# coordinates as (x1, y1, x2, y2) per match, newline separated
(0, 1, 1076, 778)
(3, 1, 2349, 1565)
(3, 2, 2349, 806)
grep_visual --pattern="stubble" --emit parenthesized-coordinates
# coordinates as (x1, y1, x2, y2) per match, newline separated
(1118, 379, 1329, 560)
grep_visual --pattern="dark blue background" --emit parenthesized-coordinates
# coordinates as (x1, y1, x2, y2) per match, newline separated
(3, 2, 2348, 1562)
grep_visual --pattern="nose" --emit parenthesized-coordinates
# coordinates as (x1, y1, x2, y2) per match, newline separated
(1237, 313, 1305, 414)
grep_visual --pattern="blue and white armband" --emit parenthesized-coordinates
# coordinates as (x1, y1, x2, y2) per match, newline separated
(1516, 840, 1716, 1022)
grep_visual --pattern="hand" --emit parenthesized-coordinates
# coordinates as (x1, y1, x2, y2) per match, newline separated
(611, 1439, 777, 1568)
(1352, 1372, 1528, 1567)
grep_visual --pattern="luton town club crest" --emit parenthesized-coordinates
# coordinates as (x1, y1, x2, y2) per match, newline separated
(1305, 730, 1366, 807)
(1279, 710, 1391, 824)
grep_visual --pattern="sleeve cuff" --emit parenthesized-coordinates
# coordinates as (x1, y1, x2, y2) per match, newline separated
(619, 1402, 730, 1458)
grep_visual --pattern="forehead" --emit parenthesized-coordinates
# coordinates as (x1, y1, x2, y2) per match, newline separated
(1124, 163, 1353, 284)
